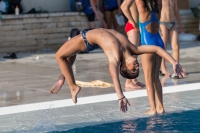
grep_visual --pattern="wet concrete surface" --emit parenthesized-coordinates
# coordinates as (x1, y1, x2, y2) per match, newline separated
(0, 41, 200, 107)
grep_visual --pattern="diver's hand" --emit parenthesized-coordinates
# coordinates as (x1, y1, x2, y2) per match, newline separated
(118, 96, 130, 113)
(173, 62, 186, 78)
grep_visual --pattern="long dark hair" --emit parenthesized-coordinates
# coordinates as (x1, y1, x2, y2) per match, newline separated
(143, 0, 159, 13)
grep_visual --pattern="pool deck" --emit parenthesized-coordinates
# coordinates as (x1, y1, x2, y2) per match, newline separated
(0, 41, 200, 107)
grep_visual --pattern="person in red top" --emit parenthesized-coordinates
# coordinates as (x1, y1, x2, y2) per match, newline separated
(121, 1, 145, 90)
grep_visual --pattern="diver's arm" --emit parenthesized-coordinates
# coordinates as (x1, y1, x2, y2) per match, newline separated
(135, 45, 185, 78)
(108, 56, 124, 99)
(136, 45, 177, 65)
(108, 55, 130, 113)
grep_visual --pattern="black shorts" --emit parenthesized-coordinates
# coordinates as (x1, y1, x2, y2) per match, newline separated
(86, 13, 95, 22)
(105, 6, 118, 12)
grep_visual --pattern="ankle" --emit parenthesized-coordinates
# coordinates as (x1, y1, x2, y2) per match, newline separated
(71, 84, 80, 91)
(125, 79, 132, 84)
(157, 105, 164, 110)
(132, 78, 137, 82)
(58, 75, 65, 80)
(150, 106, 156, 111)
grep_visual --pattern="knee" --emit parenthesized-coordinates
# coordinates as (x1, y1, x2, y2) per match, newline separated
(55, 51, 65, 61)
(55, 52, 60, 61)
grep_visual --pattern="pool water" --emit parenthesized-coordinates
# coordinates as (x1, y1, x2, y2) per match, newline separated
(50, 109, 200, 133)
(1, 84, 200, 133)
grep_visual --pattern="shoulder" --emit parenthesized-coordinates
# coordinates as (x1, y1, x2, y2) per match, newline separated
(135, 0, 146, 12)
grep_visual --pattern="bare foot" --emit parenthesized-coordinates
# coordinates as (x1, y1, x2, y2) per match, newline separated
(125, 82, 142, 90)
(145, 109, 157, 115)
(50, 74, 65, 94)
(132, 80, 145, 88)
(71, 85, 81, 103)
(156, 107, 165, 114)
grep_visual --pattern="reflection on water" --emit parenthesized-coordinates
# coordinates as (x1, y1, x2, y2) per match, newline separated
(61, 109, 200, 133)
(161, 76, 179, 87)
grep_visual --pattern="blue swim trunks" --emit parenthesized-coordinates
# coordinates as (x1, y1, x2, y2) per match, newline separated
(139, 12, 164, 49)
(81, 29, 100, 52)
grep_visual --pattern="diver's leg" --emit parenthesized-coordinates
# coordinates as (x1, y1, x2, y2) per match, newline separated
(54, 37, 84, 103)
(50, 55, 76, 94)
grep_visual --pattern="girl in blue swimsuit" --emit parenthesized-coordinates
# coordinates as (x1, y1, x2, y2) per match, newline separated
(139, 12, 164, 49)
(136, 0, 165, 115)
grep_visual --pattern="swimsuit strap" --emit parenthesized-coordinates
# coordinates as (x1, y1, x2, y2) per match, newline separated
(139, 12, 159, 27)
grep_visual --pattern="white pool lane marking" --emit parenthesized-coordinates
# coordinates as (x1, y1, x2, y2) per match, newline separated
(0, 82, 200, 116)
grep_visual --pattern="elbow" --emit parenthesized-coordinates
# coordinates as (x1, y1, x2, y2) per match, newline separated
(120, 1, 130, 12)
(120, 4, 124, 10)
(122, 7, 129, 15)
(120, 3, 127, 12)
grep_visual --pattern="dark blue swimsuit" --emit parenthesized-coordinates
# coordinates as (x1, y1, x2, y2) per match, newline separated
(139, 12, 164, 49)
(81, 29, 100, 52)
